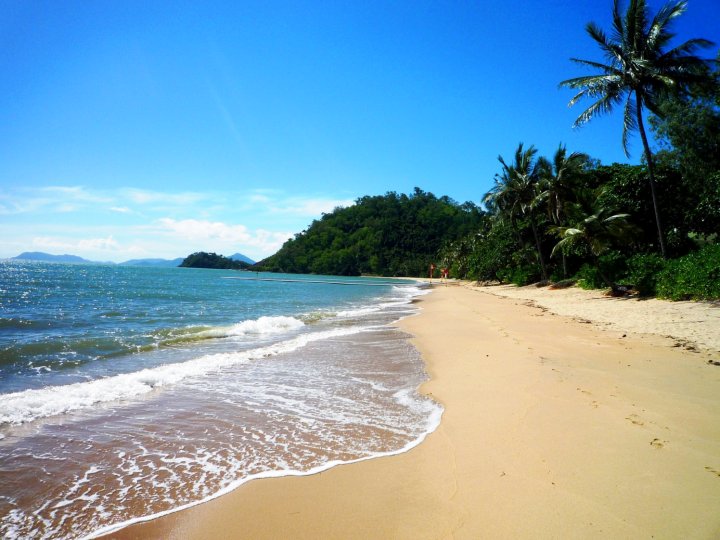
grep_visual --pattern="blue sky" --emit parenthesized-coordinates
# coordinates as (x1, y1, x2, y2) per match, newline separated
(1, 0, 718, 262)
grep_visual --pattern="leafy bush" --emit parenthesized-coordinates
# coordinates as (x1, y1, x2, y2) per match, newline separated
(576, 263, 606, 289)
(656, 244, 720, 300)
(509, 265, 539, 286)
(626, 253, 667, 296)
(575, 251, 628, 289)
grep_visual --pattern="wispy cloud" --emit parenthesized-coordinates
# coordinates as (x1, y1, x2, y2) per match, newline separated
(0, 184, 357, 262)
(0, 186, 115, 215)
(31, 235, 120, 253)
(155, 218, 292, 255)
(269, 197, 354, 216)
(124, 189, 208, 206)
(40, 186, 113, 204)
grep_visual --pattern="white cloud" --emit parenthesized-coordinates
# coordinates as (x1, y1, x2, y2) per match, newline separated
(40, 186, 113, 204)
(249, 194, 272, 203)
(31, 235, 119, 253)
(0, 185, 115, 215)
(155, 218, 292, 255)
(0, 185, 356, 262)
(78, 236, 120, 250)
(125, 189, 207, 206)
(268, 197, 354, 216)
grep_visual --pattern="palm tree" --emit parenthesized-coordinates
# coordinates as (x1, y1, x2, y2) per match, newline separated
(537, 145, 590, 275)
(552, 188, 640, 292)
(559, 0, 715, 258)
(484, 143, 548, 280)
(537, 145, 589, 224)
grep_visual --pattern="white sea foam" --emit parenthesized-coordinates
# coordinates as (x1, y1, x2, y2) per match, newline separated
(334, 284, 426, 319)
(83, 399, 443, 540)
(336, 306, 381, 318)
(198, 316, 305, 339)
(0, 326, 364, 426)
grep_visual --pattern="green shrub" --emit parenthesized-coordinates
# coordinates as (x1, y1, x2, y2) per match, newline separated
(575, 251, 628, 290)
(656, 244, 720, 301)
(497, 264, 539, 286)
(626, 253, 667, 296)
(576, 263, 606, 289)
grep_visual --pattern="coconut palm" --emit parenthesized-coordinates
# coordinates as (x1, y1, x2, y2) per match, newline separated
(552, 188, 640, 291)
(484, 143, 548, 280)
(559, 0, 715, 258)
(537, 145, 590, 225)
(537, 145, 590, 275)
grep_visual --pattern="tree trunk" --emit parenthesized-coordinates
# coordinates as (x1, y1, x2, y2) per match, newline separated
(636, 91, 667, 258)
(591, 254, 628, 296)
(529, 213, 548, 280)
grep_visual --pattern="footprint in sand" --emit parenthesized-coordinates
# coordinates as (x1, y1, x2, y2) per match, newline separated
(650, 438, 667, 449)
(626, 414, 644, 426)
(705, 466, 720, 477)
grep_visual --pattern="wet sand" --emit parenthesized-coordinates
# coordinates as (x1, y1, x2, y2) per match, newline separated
(107, 284, 720, 539)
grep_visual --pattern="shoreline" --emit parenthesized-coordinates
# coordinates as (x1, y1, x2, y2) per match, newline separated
(107, 284, 720, 539)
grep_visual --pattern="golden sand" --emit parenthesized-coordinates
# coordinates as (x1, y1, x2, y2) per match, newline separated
(109, 284, 720, 539)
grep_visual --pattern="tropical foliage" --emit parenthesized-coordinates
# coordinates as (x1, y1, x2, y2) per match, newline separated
(253, 1, 719, 300)
(559, 0, 715, 258)
(180, 252, 251, 270)
(434, 0, 719, 297)
(256, 188, 483, 276)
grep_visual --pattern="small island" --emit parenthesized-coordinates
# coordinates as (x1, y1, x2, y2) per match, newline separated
(179, 252, 251, 270)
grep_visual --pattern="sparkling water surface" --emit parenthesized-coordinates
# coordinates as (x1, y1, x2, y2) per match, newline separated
(0, 261, 441, 539)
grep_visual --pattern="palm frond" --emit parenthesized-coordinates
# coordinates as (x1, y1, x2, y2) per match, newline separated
(566, 57, 622, 76)
(611, 0, 626, 48)
(560, 0, 714, 162)
(647, 1, 686, 51)
(621, 93, 638, 155)
(661, 38, 716, 64)
(573, 90, 624, 127)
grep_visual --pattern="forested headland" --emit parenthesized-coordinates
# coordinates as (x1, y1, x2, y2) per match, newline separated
(258, 1, 720, 301)
(256, 188, 483, 277)
(180, 252, 251, 270)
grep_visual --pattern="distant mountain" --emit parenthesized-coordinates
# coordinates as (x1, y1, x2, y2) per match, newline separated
(119, 258, 184, 267)
(12, 252, 97, 264)
(228, 252, 255, 265)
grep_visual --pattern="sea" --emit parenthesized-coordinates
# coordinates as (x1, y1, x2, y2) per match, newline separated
(0, 261, 442, 539)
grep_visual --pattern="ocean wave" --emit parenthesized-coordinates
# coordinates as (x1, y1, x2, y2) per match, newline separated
(393, 284, 431, 296)
(0, 326, 364, 426)
(0, 317, 52, 330)
(83, 397, 443, 540)
(157, 316, 304, 345)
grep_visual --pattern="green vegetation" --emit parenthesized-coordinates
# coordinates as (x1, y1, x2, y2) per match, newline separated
(559, 0, 714, 258)
(656, 245, 720, 300)
(436, 0, 719, 299)
(256, 1, 719, 301)
(179, 252, 251, 270)
(256, 188, 483, 276)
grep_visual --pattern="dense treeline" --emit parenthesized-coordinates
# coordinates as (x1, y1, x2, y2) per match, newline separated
(258, 0, 719, 300)
(180, 252, 251, 270)
(256, 188, 483, 276)
(438, 0, 720, 300)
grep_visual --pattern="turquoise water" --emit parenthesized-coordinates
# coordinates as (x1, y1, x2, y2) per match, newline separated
(0, 261, 440, 539)
(0, 262, 402, 391)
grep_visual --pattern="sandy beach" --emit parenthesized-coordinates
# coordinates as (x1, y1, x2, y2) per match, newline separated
(109, 283, 720, 539)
